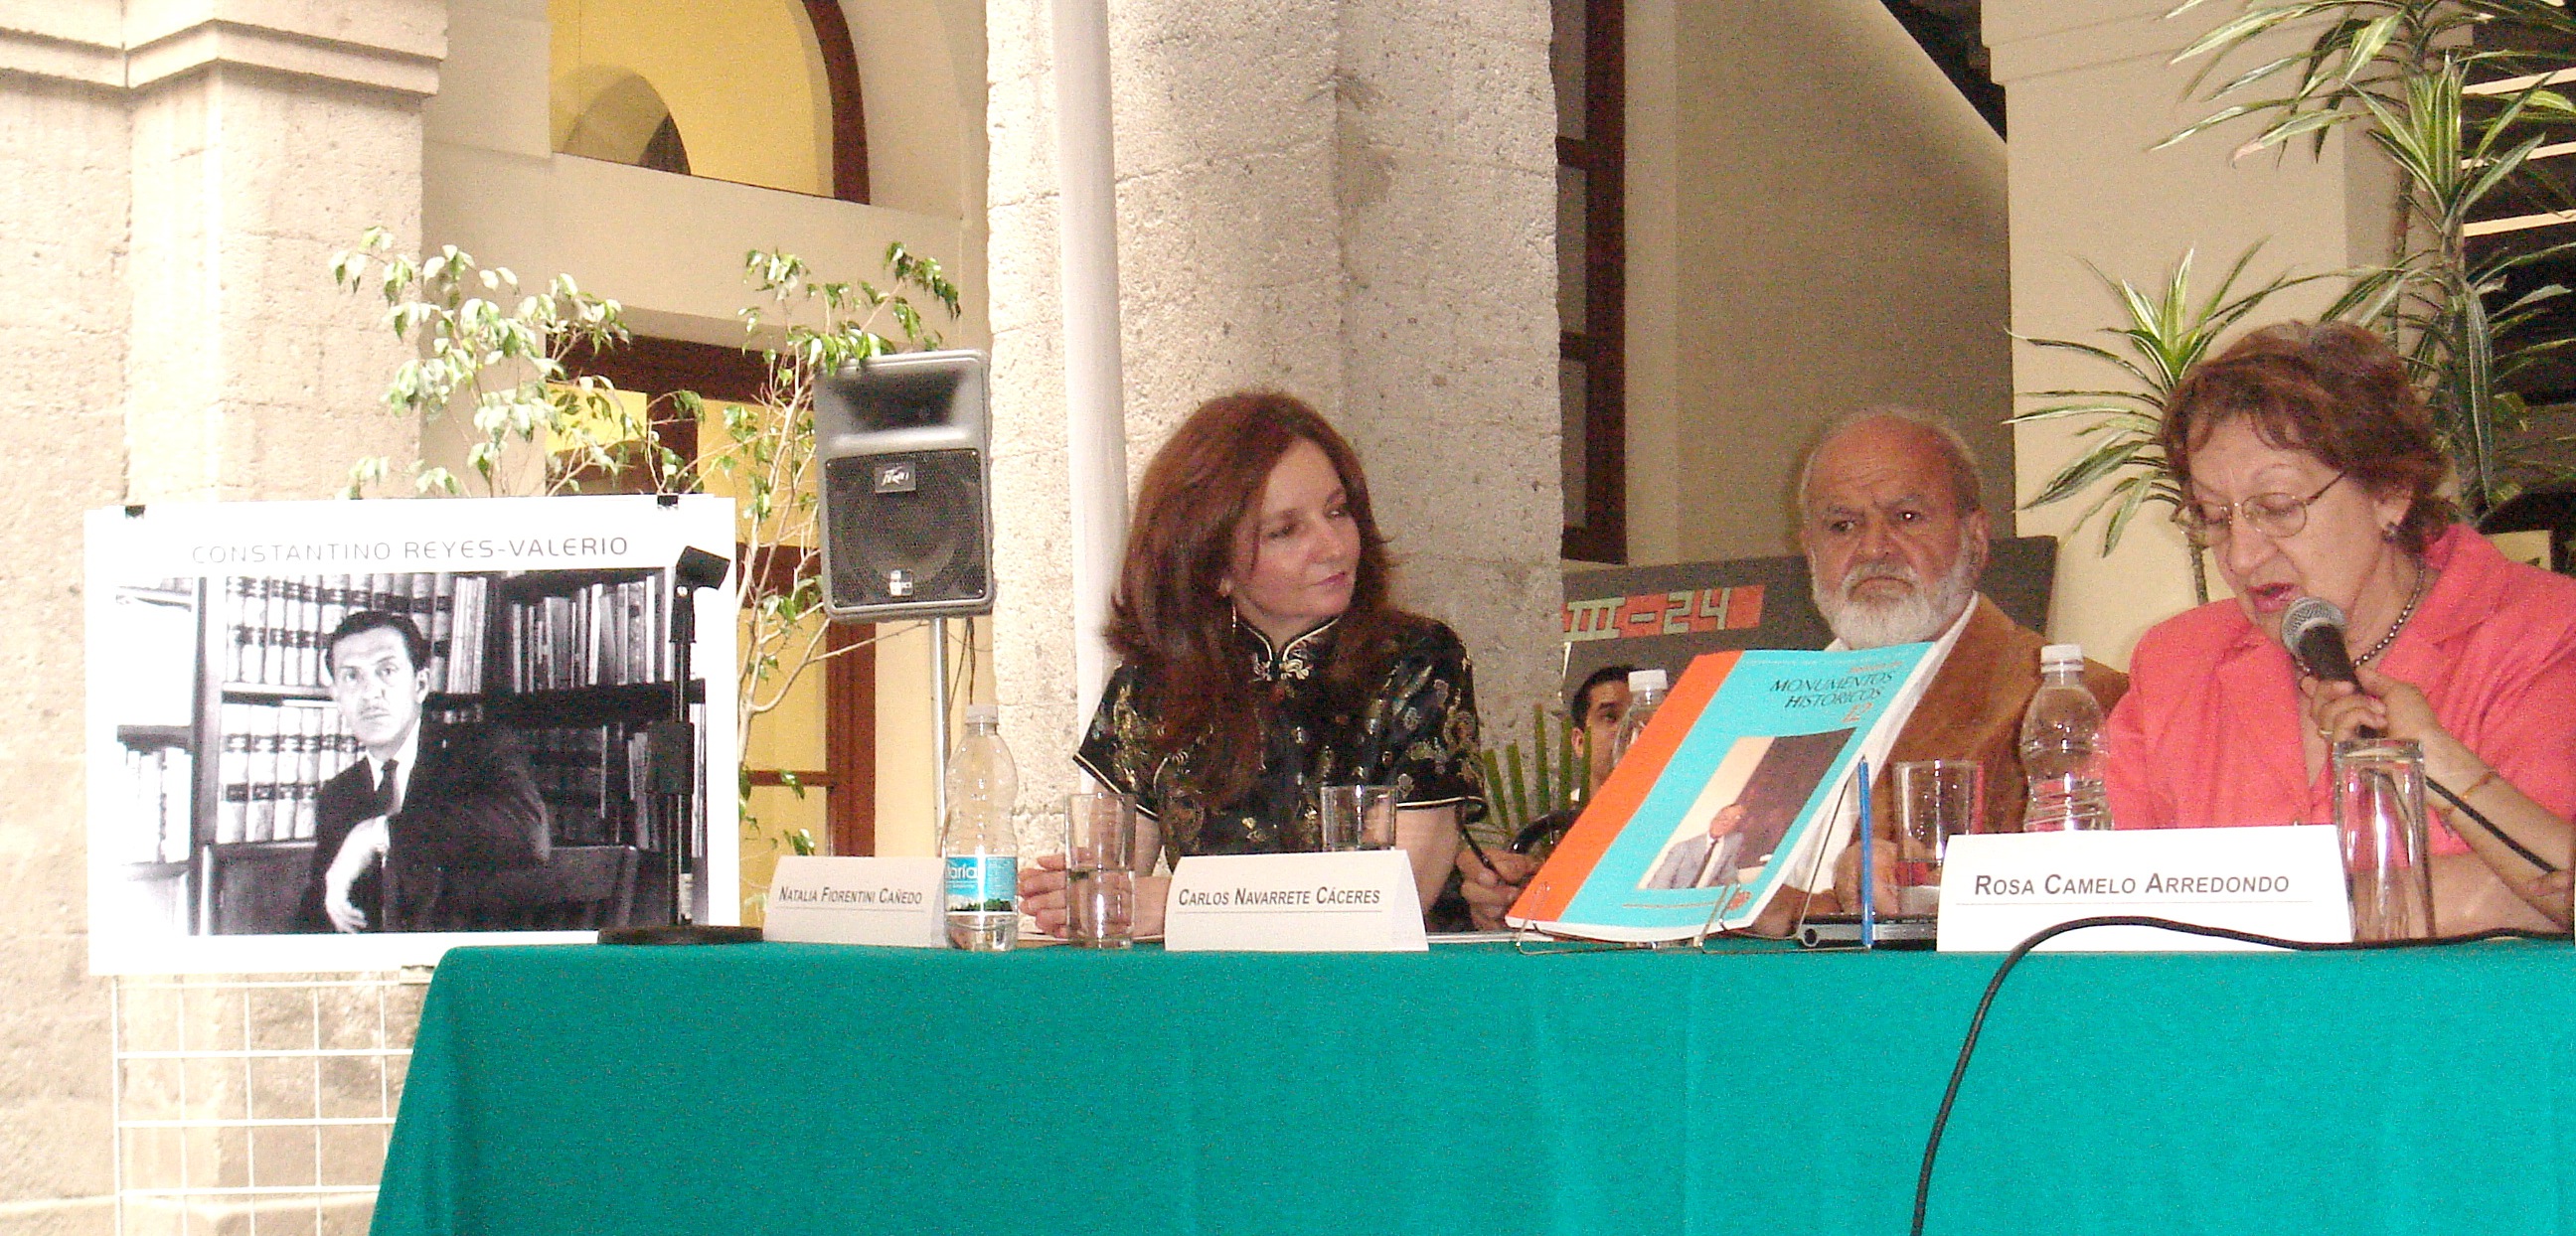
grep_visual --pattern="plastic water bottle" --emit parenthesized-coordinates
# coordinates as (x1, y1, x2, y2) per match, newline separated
(2019, 644, 2111, 831)
(942, 703, 1020, 950)
(1607, 668, 1670, 772)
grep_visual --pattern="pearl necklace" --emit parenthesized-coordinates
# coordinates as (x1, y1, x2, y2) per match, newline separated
(2352, 558, 2430, 668)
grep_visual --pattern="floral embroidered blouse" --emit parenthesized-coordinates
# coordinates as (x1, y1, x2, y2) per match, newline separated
(1073, 616, 1486, 863)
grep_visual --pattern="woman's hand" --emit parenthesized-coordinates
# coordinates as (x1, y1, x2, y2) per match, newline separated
(1022, 853, 1071, 938)
(2305, 665, 2574, 929)
(1023, 855, 1175, 939)
(1455, 848, 1535, 931)
(2302, 665, 2479, 784)
(1395, 807, 1463, 911)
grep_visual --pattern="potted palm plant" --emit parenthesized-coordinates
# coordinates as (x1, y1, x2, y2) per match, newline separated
(2012, 246, 2329, 601)
(2161, 0, 2576, 519)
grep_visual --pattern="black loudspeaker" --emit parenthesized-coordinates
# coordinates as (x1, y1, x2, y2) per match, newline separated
(814, 349, 997, 621)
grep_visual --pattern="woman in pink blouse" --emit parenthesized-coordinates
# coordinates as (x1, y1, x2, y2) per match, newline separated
(2105, 322, 2576, 931)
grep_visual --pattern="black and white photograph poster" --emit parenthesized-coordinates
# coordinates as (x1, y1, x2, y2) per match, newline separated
(84, 495, 740, 974)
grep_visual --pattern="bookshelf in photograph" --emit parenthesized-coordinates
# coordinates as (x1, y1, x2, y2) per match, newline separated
(428, 567, 706, 928)
(108, 581, 202, 937)
(114, 568, 704, 935)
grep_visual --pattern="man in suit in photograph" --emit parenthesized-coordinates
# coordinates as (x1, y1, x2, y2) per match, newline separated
(296, 610, 548, 933)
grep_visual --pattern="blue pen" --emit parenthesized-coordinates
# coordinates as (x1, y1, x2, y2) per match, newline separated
(1856, 758, 1874, 949)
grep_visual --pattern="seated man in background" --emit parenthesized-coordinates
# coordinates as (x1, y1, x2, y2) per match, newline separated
(1452, 664, 1631, 929)
(1792, 408, 2127, 922)
(1463, 407, 2127, 933)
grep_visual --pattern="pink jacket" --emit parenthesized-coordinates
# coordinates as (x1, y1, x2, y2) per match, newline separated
(2105, 526, 2576, 852)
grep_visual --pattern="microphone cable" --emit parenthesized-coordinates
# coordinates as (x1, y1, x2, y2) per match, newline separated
(1909, 915, 2564, 1236)
(2425, 776, 2561, 874)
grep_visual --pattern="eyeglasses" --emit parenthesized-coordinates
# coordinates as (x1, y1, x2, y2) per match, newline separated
(2174, 473, 2344, 548)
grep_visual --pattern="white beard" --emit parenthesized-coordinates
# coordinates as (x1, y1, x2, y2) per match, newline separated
(1814, 540, 1981, 650)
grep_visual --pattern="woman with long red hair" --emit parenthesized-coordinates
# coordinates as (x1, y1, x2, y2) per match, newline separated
(1025, 391, 1484, 936)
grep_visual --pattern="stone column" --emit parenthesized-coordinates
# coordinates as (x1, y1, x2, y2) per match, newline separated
(0, 0, 442, 1224)
(0, 6, 134, 1222)
(987, 0, 1559, 817)
(121, 0, 444, 503)
(1333, 0, 1559, 748)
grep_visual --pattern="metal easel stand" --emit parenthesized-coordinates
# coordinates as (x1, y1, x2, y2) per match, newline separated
(1503, 868, 1754, 956)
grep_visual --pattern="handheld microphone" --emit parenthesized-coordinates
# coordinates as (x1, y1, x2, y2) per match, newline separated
(2282, 597, 2357, 684)
(2281, 596, 2381, 738)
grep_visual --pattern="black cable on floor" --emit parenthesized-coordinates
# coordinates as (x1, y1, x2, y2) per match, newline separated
(1909, 916, 2560, 1236)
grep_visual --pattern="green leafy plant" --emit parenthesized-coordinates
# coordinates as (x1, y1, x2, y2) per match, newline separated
(2012, 245, 2330, 600)
(2163, 0, 2576, 517)
(331, 228, 672, 498)
(716, 246, 960, 734)
(1471, 704, 1587, 849)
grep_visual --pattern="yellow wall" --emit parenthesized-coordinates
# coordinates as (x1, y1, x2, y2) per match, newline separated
(550, 0, 834, 197)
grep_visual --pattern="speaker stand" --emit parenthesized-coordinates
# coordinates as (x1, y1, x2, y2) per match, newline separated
(930, 616, 952, 829)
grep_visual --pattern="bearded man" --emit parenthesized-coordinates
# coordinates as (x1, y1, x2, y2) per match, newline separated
(1794, 408, 2128, 916)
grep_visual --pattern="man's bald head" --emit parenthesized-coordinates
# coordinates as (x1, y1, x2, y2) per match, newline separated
(1798, 407, 1984, 517)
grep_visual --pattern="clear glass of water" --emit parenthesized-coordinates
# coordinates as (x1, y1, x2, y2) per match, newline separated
(2334, 738, 2433, 942)
(1891, 759, 1983, 917)
(1317, 784, 1398, 851)
(1064, 791, 1138, 948)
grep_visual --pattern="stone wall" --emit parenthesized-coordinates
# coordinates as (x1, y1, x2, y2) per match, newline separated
(0, 1, 436, 1227)
(0, 9, 134, 1225)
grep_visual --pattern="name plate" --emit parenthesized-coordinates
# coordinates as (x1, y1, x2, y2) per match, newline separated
(1937, 825, 2349, 952)
(1165, 851, 1427, 952)
(762, 856, 945, 948)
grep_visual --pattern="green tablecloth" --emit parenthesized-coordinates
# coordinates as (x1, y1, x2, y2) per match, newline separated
(373, 938, 2576, 1235)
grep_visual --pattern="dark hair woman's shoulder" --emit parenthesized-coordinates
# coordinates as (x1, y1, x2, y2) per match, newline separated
(1368, 611, 1466, 660)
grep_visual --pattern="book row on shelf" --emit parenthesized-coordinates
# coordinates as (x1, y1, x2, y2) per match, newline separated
(520, 724, 656, 848)
(215, 701, 354, 846)
(219, 572, 673, 697)
(120, 745, 193, 865)
(225, 573, 463, 693)
(121, 707, 668, 856)
(492, 578, 673, 695)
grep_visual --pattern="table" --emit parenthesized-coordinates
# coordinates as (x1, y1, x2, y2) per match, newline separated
(373, 938, 2576, 1235)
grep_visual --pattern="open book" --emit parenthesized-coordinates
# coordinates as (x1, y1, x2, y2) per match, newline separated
(1506, 643, 1938, 942)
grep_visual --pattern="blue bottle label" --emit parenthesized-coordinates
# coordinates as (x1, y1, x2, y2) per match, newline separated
(944, 855, 1017, 913)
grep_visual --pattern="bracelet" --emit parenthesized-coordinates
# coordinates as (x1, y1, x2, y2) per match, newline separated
(2457, 766, 2503, 800)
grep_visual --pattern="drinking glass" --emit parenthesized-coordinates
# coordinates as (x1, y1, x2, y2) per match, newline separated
(2334, 738, 2433, 942)
(1064, 791, 1139, 948)
(1890, 760, 1983, 917)
(1317, 784, 1398, 851)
